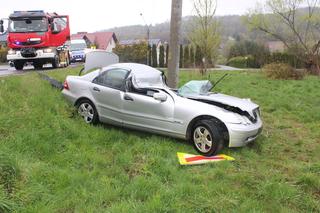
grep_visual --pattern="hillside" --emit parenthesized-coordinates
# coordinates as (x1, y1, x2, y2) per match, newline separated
(101, 15, 263, 43)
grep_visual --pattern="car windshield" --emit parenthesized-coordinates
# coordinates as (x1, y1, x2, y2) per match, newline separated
(70, 43, 87, 51)
(178, 80, 213, 96)
(9, 18, 48, 32)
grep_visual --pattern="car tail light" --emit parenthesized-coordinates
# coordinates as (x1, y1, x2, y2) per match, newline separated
(63, 80, 69, 90)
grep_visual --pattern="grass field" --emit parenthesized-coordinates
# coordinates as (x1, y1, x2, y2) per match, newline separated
(0, 67, 319, 212)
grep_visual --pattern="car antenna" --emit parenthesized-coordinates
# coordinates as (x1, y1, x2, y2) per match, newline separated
(211, 73, 228, 90)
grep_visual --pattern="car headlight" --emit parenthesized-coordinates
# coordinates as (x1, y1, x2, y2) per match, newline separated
(229, 114, 252, 125)
(43, 48, 53, 53)
(8, 49, 16, 55)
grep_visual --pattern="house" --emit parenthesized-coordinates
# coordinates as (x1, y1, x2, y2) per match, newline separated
(266, 41, 286, 53)
(0, 33, 7, 48)
(71, 32, 117, 52)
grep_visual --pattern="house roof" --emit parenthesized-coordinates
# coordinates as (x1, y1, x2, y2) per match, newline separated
(119, 38, 162, 46)
(71, 32, 117, 50)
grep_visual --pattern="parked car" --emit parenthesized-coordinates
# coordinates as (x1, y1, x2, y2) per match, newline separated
(70, 39, 87, 63)
(62, 63, 262, 156)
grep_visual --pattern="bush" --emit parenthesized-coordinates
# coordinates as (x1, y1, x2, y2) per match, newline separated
(267, 52, 304, 68)
(0, 48, 8, 63)
(226, 55, 255, 68)
(263, 63, 305, 80)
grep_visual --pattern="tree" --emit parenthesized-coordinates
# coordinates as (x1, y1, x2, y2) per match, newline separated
(190, 45, 195, 67)
(189, 0, 220, 74)
(152, 44, 158, 67)
(184, 45, 190, 68)
(159, 45, 165, 67)
(228, 40, 270, 68)
(148, 44, 152, 66)
(113, 42, 148, 63)
(195, 45, 202, 67)
(179, 45, 183, 68)
(246, 0, 320, 75)
(165, 45, 169, 67)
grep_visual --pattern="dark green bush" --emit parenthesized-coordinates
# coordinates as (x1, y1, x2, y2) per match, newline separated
(226, 55, 255, 68)
(267, 52, 304, 68)
(263, 63, 305, 80)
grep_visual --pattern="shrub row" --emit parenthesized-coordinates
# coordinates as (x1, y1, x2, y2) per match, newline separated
(263, 63, 305, 80)
(227, 52, 304, 69)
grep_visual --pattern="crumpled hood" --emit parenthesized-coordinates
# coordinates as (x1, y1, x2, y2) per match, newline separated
(179, 80, 259, 115)
(184, 93, 259, 117)
(201, 93, 258, 112)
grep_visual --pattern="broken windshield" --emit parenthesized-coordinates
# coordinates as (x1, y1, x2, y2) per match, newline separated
(9, 18, 48, 33)
(178, 80, 213, 96)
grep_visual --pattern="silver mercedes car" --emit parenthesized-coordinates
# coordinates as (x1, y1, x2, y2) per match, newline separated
(62, 63, 262, 156)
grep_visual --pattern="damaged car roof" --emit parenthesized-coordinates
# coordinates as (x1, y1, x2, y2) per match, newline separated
(108, 63, 165, 88)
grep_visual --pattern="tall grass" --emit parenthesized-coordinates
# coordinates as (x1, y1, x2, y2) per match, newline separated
(0, 68, 319, 212)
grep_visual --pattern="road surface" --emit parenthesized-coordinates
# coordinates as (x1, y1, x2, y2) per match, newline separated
(0, 63, 82, 77)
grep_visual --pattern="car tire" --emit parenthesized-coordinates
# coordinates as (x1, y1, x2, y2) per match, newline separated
(14, 62, 24, 70)
(76, 99, 99, 125)
(191, 119, 224, 156)
(52, 54, 59, 68)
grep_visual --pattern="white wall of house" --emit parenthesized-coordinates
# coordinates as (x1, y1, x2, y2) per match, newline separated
(106, 38, 116, 52)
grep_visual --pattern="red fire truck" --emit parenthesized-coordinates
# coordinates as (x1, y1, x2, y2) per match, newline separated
(0, 10, 70, 70)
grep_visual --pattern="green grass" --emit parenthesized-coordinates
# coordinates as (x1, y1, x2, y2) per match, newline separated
(0, 67, 319, 212)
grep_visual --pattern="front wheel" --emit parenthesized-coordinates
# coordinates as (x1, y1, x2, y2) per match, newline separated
(192, 119, 224, 156)
(14, 61, 24, 70)
(52, 54, 59, 68)
(77, 100, 99, 124)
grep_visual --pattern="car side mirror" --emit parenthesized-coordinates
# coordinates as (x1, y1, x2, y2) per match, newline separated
(153, 92, 167, 102)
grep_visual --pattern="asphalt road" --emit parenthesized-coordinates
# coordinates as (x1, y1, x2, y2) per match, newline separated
(0, 63, 82, 77)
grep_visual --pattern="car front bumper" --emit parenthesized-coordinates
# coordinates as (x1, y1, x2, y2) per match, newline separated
(226, 119, 263, 147)
(7, 50, 55, 61)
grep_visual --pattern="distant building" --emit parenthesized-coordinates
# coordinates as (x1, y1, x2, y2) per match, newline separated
(71, 32, 117, 52)
(0, 33, 7, 48)
(266, 41, 286, 53)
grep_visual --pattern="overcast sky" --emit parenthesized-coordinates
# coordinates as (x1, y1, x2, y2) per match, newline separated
(0, 0, 265, 33)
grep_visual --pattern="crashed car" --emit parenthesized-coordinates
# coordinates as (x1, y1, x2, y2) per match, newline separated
(62, 63, 262, 156)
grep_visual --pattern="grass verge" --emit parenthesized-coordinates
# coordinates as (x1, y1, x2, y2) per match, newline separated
(0, 67, 319, 212)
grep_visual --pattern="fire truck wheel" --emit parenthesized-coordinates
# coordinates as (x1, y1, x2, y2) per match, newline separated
(14, 62, 24, 70)
(52, 54, 60, 68)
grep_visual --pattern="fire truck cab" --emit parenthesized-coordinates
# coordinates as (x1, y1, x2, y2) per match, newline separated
(0, 10, 71, 70)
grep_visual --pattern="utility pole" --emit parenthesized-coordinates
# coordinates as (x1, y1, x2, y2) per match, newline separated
(167, 0, 182, 88)
(140, 13, 150, 66)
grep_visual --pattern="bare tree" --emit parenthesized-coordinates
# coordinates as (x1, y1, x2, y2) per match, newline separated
(246, 0, 320, 75)
(189, 0, 220, 74)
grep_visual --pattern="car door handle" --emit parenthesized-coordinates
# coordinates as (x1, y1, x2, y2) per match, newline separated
(93, 87, 100, 92)
(124, 94, 134, 101)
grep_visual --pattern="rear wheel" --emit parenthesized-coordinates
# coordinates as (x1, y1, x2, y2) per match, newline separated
(192, 119, 224, 156)
(14, 61, 24, 70)
(76, 100, 99, 125)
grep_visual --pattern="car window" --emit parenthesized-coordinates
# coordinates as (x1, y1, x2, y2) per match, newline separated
(94, 69, 129, 90)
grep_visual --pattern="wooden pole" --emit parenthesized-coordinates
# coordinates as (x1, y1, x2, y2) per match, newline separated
(167, 0, 183, 88)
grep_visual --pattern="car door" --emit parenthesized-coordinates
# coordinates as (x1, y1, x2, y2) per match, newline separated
(122, 88, 176, 134)
(91, 68, 129, 124)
